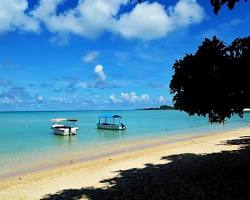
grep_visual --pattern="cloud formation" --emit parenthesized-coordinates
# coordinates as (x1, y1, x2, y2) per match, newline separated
(51, 96, 65, 104)
(110, 92, 150, 104)
(116, 0, 204, 39)
(36, 95, 44, 103)
(0, 0, 39, 33)
(0, 85, 30, 104)
(94, 64, 106, 81)
(82, 51, 99, 63)
(110, 93, 123, 104)
(0, 0, 205, 40)
(0, 79, 13, 87)
(158, 95, 166, 104)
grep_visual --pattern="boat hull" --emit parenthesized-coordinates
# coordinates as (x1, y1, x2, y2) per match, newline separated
(97, 123, 126, 130)
(53, 127, 78, 136)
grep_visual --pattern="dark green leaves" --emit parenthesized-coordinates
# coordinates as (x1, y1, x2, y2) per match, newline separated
(170, 36, 250, 123)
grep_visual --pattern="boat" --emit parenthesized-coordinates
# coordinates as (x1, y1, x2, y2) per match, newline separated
(243, 108, 250, 112)
(97, 114, 126, 130)
(51, 118, 79, 136)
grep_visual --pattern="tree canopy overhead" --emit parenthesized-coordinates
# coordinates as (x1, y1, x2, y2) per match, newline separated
(211, 0, 248, 14)
(170, 36, 250, 123)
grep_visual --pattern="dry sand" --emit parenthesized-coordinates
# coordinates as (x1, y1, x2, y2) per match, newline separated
(0, 127, 249, 200)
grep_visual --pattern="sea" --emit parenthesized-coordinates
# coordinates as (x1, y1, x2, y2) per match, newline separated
(0, 110, 249, 178)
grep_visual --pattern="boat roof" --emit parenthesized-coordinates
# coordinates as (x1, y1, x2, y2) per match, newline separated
(98, 114, 122, 118)
(51, 118, 77, 123)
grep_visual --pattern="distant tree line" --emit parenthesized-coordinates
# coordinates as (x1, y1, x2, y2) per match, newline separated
(170, 36, 250, 123)
(138, 105, 175, 110)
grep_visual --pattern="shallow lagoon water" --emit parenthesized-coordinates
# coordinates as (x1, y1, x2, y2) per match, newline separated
(0, 110, 250, 176)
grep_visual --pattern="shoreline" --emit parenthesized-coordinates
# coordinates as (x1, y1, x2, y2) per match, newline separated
(1, 127, 250, 199)
(0, 126, 238, 181)
(0, 131, 201, 181)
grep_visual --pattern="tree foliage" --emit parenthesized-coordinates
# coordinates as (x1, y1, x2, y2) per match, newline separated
(170, 36, 250, 123)
(211, 0, 248, 14)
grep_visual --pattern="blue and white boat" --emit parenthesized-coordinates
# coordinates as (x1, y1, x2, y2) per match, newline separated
(97, 114, 126, 130)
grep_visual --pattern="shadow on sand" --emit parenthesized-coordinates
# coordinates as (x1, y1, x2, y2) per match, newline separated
(41, 136, 250, 200)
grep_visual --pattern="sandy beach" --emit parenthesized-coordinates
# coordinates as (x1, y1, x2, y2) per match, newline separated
(1, 127, 250, 200)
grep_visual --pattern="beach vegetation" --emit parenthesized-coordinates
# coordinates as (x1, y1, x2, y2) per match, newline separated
(170, 36, 250, 123)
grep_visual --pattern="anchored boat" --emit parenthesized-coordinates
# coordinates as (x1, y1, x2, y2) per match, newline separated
(51, 118, 78, 136)
(97, 114, 126, 130)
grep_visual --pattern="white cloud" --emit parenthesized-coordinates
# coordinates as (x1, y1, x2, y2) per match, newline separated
(109, 92, 169, 106)
(110, 92, 150, 104)
(0, 97, 15, 104)
(0, 0, 39, 34)
(36, 95, 44, 103)
(121, 92, 150, 103)
(141, 94, 150, 101)
(109, 93, 122, 104)
(49, 35, 69, 46)
(77, 82, 88, 88)
(76, 0, 128, 37)
(169, 0, 204, 28)
(32, 0, 85, 35)
(0, 0, 205, 40)
(158, 95, 166, 104)
(82, 51, 99, 63)
(31, 0, 62, 20)
(94, 64, 106, 81)
(51, 97, 65, 103)
(115, 2, 171, 40)
(116, 0, 204, 40)
(31, 0, 127, 38)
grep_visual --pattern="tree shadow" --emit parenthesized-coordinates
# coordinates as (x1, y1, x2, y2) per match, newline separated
(41, 136, 250, 200)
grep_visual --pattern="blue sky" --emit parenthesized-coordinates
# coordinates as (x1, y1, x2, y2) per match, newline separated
(0, 0, 250, 111)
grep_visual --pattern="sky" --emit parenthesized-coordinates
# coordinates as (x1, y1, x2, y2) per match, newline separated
(0, 0, 250, 111)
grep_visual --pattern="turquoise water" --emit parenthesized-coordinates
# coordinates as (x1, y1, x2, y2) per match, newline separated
(0, 110, 250, 176)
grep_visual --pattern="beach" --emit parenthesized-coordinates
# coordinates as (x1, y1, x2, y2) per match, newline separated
(1, 127, 250, 200)
(2, 0, 250, 199)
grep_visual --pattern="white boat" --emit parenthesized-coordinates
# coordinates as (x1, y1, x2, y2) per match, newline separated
(51, 118, 79, 136)
(97, 114, 126, 130)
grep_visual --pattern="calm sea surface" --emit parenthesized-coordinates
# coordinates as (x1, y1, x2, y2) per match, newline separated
(0, 110, 250, 176)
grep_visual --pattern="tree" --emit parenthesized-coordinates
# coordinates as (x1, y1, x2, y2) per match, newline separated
(211, 0, 248, 14)
(170, 36, 250, 123)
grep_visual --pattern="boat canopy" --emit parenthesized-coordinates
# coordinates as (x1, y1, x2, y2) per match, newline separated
(51, 118, 77, 123)
(98, 114, 122, 119)
(51, 118, 67, 123)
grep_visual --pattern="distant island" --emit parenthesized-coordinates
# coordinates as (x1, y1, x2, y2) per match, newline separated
(137, 105, 175, 110)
